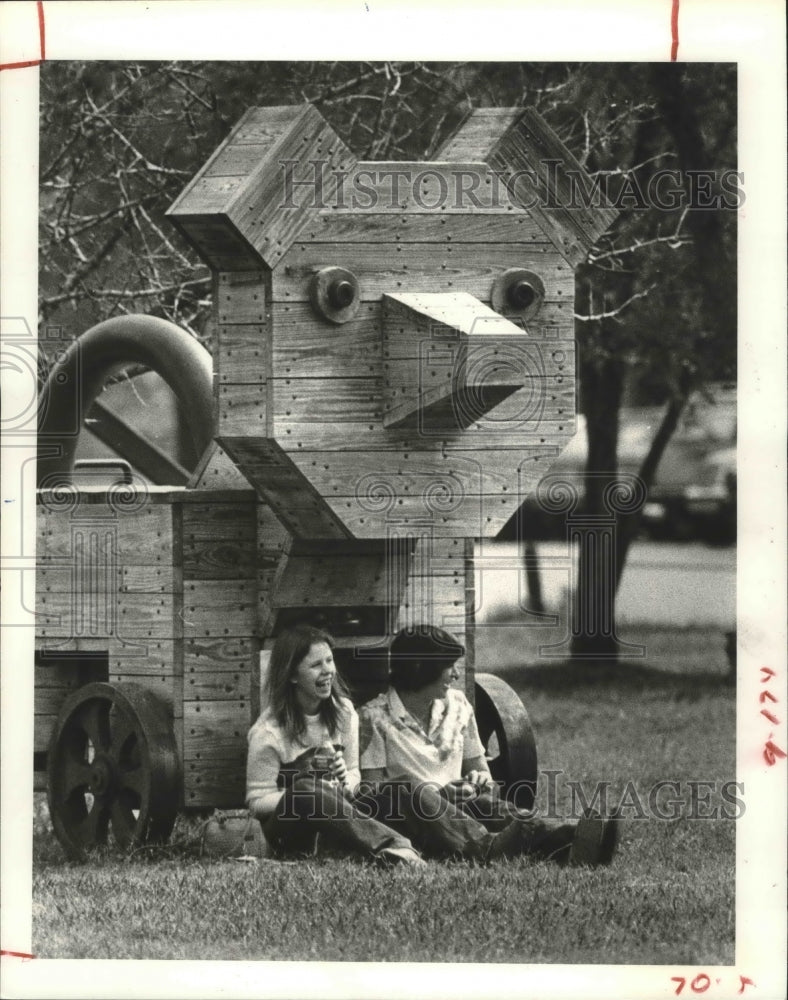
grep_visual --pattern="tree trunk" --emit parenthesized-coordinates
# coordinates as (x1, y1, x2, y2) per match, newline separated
(570, 343, 626, 660)
(615, 390, 689, 583)
(523, 538, 546, 617)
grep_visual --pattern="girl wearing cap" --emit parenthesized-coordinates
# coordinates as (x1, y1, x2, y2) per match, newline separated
(246, 623, 424, 866)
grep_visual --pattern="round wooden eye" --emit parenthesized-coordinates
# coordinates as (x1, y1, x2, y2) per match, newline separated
(328, 279, 355, 310)
(491, 268, 545, 320)
(508, 279, 537, 310)
(310, 267, 361, 324)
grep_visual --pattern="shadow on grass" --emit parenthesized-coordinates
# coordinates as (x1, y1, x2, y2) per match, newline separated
(479, 622, 735, 700)
(494, 658, 735, 698)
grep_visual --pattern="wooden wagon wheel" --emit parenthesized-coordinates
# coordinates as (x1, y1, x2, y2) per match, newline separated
(47, 682, 179, 860)
(474, 673, 538, 811)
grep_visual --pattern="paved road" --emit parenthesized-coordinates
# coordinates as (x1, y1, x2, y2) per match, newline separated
(474, 540, 735, 627)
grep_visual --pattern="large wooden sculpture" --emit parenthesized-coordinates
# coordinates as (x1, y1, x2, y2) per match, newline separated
(36, 104, 615, 855)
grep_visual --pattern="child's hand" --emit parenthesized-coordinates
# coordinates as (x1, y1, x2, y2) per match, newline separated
(330, 749, 348, 787)
(444, 779, 478, 803)
(464, 769, 495, 789)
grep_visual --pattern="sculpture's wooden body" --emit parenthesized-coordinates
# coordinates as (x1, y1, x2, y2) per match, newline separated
(36, 104, 615, 810)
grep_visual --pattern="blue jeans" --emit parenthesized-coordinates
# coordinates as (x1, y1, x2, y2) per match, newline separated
(261, 774, 414, 860)
(355, 781, 575, 862)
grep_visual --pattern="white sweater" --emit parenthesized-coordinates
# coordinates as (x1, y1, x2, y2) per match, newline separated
(246, 697, 361, 819)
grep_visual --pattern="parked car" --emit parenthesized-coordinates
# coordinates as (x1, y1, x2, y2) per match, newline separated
(505, 384, 736, 545)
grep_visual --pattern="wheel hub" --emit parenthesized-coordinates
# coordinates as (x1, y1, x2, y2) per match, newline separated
(88, 753, 115, 796)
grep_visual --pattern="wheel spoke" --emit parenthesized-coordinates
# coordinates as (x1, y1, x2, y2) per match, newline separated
(108, 709, 136, 761)
(75, 700, 111, 750)
(116, 764, 146, 799)
(55, 756, 93, 800)
(48, 684, 178, 858)
(77, 795, 111, 847)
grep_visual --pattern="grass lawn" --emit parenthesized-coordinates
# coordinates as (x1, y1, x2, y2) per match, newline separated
(32, 625, 736, 964)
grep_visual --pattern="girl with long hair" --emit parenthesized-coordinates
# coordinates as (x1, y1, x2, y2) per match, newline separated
(246, 623, 424, 866)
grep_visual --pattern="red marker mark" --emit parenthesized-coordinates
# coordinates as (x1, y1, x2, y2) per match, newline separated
(0, 949, 36, 960)
(760, 708, 780, 725)
(0, 1, 46, 72)
(738, 977, 755, 994)
(760, 667, 776, 681)
(763, 739, 787, 766)
(759, 690, 778, 704)
(670, 0, 680, 61)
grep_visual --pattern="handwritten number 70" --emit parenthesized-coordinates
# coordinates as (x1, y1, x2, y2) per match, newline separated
(671, 975, 711, 995)
(671, 976, 754, 995)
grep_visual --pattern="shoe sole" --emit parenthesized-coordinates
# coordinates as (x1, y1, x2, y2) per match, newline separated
(569, 812, 619, 866)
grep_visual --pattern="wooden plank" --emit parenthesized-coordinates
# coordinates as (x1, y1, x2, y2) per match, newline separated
(183, 700, 250, 758)
(273, 417, 576, 452)
(181, 580, 257, 639)
(382, 302, 575, 368)
(183, 758, 246, 808)
(109, 639, 175, 676)
(271, 243, 572, 302)
(224, 105, 358, 268)
(221, 441, 352, 540)
(182, 540, 256, 580)
(436, 109, 521, 160)
(36, 564, 117, 594)
(204, 142, 282, 178)
(37, 487, 248, 506)
(217, 381, 269, 437)
(170, 174, 245, 213)
(38, 504, 173, 562)
(323, 162, 523, 214)
(165, 214, 260, 272)
(256, 503, 293, 557)
(187, 443, 252, 491)
(272, 379, 575, 439)
(35, 589, 117, 639)
(273, 552, 391, 608)
(328, 493, 524, 540)
(215, 271, 269, 324)
(310, 210, 547, 244)
(271, 300, 575, 358)
(181, 502, 257, 579)
(116, 592, 174, 638)
(232, 105, 318, 141)
(167, 107, 267, 207)
(491, 108, 618, 243)
(185, 636, 258, 673)
(285, 447, 561, 498)
(186, 670, 252, 702)
(272, 377, 383, 422)
(35, 636, 111, 656)
(271, 303, 381, 376)
(120, 564, 175, 593)
(175, 488, 258, 504)
(172, 501, 185, 751)
(216, 324, 269, 384)
(382, 371, 572, 430)
(402, 536, 472, 578)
